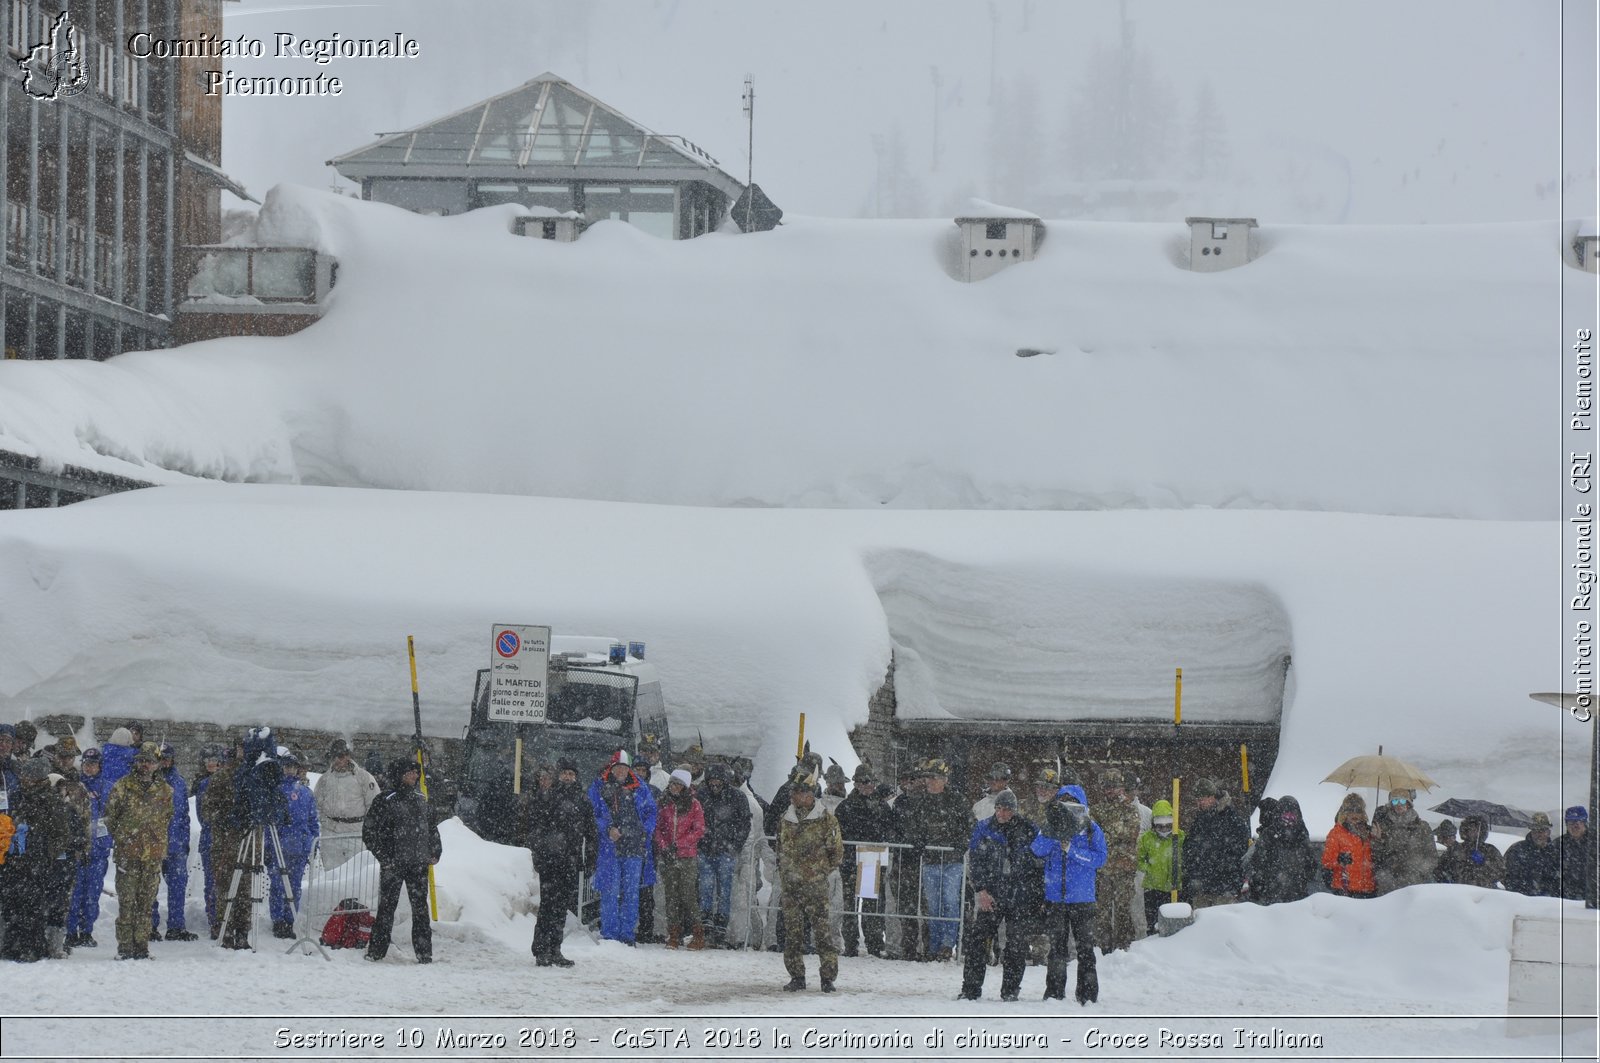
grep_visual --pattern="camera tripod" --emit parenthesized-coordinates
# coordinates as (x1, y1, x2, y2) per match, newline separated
(216, 825, 328, 959)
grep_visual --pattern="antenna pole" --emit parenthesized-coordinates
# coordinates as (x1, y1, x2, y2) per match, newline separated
(742, 74, 755, 231)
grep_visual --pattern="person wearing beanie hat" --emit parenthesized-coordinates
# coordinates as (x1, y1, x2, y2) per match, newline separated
(1093, 769, 1141, 955)
(527, 752, 596, 967)
(0, 752, 73, 961)
(654, 768, 706, 950)
(587, 748, 657, 945)
(1558, 805, 1594, 902)
(1321, 793, 1377, 898)
(313, 739, 377, 872)
(11, 720, 36, 753)
(363, 757, 443, 964)
(1505, 812, 1561, 897)
(1136, 799, 1186, 929)
(102, 737, 173, 960)
(959, 787, 1039, 1001)
(1180, 778, 1248, 908)
(775, 758, 844, 993)
(971, 762, 1013, 822)
(99, 729, 138, 792)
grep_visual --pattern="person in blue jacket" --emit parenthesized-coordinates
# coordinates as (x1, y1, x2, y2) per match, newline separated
(1030, 783, 1108, 1005)
(587, 750, 658, 944)
(65, 747, 113, 947)
(98, 727, 138, 789)
(149, 743, 197, 941)
(266, 753, 320, 938)
(190, 746, 224, 936)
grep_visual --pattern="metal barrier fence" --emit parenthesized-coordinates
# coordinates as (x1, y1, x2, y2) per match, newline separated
(299, 834, 382, 952)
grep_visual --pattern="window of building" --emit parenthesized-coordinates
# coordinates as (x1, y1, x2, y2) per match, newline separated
(986, 221, 1007, 240)
(251, 250, 316, 301)
(584, 185, 676, 239)
(471, 182, 574, 212)
(1211, 222, 1229, 239)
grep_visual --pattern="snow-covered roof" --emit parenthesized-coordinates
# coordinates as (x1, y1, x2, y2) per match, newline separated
(327, 73, 744, 201)
(954, 197, 1042, 223)
(1185, 215, 1259, 227)
(182, 150, 257, 205)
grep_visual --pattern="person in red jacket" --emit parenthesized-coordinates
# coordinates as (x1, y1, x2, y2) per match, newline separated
(1321, 793, 1376, 898)
(653, 769, 706, 950)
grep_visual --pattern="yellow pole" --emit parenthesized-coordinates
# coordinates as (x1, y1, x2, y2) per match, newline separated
(1174, 667, 1183, 725)
(1240, 743, 1250, 794)
(1170, 777, 1182, 903)
(796, 713, 806, 759)
(407, 636, 440, 921)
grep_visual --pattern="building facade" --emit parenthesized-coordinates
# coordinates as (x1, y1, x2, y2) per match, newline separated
(1, 0, 244, 365)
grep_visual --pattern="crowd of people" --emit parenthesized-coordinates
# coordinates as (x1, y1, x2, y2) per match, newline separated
(1, 719, 1594, 1001)
(0, 719, 445, 963)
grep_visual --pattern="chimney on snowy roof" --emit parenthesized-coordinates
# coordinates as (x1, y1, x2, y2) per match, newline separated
(1573, 231, 1599, 273)
(1185, 216, 1258, 272)
(954, 200, 1044, 282)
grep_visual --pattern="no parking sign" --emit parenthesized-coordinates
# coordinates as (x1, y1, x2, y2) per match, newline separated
(488, 623, 550, 722)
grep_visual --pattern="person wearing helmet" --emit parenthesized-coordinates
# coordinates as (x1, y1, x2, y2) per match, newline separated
(267, 753, 320, 938)
(1030, 783, 1108, 1003)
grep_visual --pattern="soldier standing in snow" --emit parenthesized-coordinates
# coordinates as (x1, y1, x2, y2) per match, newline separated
(1093, 769, 1140, 954)
(835, 763, 895, 958)
(104, 744, 173, 960)
(777, 765, 844, 993)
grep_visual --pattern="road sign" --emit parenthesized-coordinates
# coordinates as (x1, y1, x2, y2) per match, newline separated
(488, 624, 550, 722)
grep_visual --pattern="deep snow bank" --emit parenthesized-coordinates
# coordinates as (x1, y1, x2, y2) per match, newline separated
(0, 484, 1578, 823)
(0, 185, 1564, 519)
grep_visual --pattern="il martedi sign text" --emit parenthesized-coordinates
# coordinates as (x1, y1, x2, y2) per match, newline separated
(126, 32, 421, 96)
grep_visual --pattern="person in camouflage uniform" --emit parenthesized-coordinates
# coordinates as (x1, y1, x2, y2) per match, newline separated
(104, 743, 173, 960)
(1093, 769, 1141, 954)
(777, 765, 844, 993)
(201, 734, 255, 948)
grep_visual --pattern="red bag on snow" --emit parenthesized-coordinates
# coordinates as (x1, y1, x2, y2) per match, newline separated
(320, 898, 375, 949)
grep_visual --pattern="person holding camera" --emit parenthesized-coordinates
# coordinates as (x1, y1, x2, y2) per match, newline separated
(1029, 783, 1107, 1004)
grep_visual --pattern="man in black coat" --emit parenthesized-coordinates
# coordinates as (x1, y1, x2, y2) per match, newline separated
(1557, 806, 1596, 904)
(526, 757, 596, 967)
(696, 763, 751, 948)
(363, 757, 443, 964)
(1505, 812, 1562, 897)
(834, 764, 897, 958)
(958, 789, 1042, 1001)
(0, 757, 73, 961)
(1180, 778, 1249, 908)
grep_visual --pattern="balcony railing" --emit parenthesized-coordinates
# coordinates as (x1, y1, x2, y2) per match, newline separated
(4, 200, 135, 304)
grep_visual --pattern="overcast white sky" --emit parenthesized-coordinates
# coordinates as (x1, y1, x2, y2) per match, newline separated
(217, 0, 1595, 223)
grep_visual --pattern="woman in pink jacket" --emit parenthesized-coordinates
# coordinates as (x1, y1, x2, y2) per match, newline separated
(653, 769, 707, 949)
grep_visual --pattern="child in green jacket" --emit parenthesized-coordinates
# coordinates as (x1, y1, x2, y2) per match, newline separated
(1136, 800, 1185, 934)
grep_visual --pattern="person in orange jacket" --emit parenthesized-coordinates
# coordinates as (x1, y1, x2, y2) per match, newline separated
(1321, 793, 1376, 898)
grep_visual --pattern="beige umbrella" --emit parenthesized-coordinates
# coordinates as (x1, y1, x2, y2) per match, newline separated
(1322, 748, 1439, 797)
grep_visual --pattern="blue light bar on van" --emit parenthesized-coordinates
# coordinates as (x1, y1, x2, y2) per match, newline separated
(628, 641, 645, 660)
(609, 642, 627, 664)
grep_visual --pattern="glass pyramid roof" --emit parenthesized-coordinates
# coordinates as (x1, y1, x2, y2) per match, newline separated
(330, 73, 740, 193)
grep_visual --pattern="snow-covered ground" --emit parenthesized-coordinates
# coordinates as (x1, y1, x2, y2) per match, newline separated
(5, 818, 1595, 1061)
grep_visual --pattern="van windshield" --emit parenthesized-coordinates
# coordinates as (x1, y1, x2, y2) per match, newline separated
(546, 671, 633, 733)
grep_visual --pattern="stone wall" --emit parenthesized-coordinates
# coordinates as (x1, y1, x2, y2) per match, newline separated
(847, 654, 897, 778)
